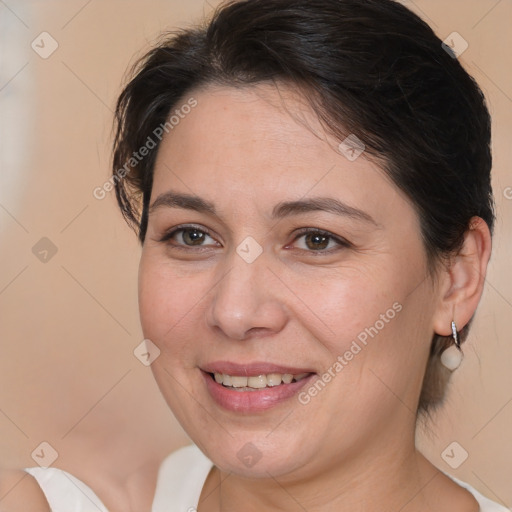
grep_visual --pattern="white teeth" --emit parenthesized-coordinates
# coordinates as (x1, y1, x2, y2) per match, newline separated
(231, 376, 248, 388)
(247, 375, 267, 388)
(212, 372, 310, 389)
(266, 373, 282, 387)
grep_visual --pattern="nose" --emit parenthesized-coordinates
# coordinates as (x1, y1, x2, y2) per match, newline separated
(205, 252, 289, 341)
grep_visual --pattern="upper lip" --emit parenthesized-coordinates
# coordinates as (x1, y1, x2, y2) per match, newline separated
(201, 361, 316, 376)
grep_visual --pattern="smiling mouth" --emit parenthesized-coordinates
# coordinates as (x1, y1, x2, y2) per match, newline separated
(209, 372, 312, 391)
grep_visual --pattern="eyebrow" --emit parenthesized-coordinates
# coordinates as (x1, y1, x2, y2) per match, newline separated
(149, 191, 379, 226)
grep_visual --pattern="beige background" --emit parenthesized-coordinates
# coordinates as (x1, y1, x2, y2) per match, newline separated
(1, 0, 511, 507)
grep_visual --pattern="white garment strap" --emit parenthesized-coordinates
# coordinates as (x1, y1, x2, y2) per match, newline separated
(151, 444, 214, 512)
(24, 467, 109, 512)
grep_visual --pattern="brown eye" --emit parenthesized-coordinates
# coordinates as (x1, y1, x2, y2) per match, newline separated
(291, 229, 350, 253)
(159, 226, 218, 248)
(181, 228, 207, 246)
(304, 232, 330, 250)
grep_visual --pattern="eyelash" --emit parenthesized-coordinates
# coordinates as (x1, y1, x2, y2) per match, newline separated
(158, 224, 351, 254)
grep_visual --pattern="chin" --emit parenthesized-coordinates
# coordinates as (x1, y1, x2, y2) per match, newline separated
(191, 428, 315, 479)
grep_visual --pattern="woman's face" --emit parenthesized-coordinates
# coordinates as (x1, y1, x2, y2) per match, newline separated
(139, 84, 441, 478)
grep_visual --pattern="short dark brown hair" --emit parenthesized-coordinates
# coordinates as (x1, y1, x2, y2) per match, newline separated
(112, 0, 494, 413)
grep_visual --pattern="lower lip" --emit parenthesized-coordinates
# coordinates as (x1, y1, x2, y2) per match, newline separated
(201, 371, 315, 413)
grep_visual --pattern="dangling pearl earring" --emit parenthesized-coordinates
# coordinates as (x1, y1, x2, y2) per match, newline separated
(440, 321, 463, 371)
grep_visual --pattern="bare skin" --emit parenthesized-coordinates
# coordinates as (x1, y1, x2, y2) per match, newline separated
(0, 470, 50, 512)
(198, 454, 480, 512)
(137, 83, 491, 511)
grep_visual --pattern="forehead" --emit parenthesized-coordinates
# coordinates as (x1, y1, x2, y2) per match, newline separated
(156, 83, 337, 169)
(151, 84, 411, 223)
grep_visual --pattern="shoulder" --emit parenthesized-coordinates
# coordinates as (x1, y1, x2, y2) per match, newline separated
(152, 444, 214, 512)
(0, 469, 50, 512)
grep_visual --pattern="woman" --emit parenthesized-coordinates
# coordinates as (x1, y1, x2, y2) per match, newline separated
(13, 0, 508, 510)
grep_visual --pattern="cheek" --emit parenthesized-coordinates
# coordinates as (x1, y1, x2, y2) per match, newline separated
(322, 273, 433, 406)
(138, 252, 210, 355)
(290, 259, 430, 399)
(288, 264, 404, 350)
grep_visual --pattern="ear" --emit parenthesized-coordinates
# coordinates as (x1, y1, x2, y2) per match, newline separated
(432, 217, 492, 336)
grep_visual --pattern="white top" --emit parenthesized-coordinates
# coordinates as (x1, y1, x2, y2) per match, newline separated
(25, 444, 509, 511)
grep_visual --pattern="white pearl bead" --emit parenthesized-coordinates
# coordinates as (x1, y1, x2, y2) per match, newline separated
(440, 345, 463, 371)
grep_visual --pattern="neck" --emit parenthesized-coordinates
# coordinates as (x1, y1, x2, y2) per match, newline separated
(199, 433, 445, 512)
